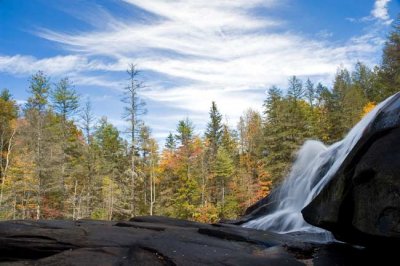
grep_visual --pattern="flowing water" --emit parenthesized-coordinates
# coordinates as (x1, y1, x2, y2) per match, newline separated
(243, 95, 394, 239)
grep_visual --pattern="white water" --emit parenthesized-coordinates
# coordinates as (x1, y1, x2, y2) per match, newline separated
(243, 96, 394, 237)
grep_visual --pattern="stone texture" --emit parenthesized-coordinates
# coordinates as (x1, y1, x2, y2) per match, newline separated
(302, 92, 400, 246)
(0, 216, 384, 265)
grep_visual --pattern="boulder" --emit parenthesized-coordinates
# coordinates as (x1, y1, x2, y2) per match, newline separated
(0, 216, 390, 265)
(302, 92, 400, 246)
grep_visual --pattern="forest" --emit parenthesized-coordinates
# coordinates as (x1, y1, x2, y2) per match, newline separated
(0, 18, 398, 223)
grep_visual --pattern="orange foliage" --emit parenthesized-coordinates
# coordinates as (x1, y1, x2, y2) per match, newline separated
(194, 203, 219, 223)
(361, 102, 376, 118)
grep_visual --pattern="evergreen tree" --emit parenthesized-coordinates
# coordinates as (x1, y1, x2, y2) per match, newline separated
(79, 100, 96, 217)
(94, 117, 123, 159)
(24, 71, 51, 219)
(205, 101, 223, 158)
(175, 118, 194, 146)
(305, 78, 315, 107)
(377, 16, 400, 100)
(2, 18, 399, 223)
(51, 77, 79, 207)
(138, 125, 152, 213)
(26, 71, 50, 113)
(263, 84, 313, 183)
(122, 64, 147, 217)
(352, 62, 375, 101)
(220, 124, 237, 159)
(172, 119, 200, 219)
(204, 102, 224, 206)
(0, 89, 12, 101)
(51, 78, 79, 121)
(213, 147, 234, 218)
(263, 87, 285, 178)
(327, 67, 352, 140)
(165, 132, 176, 151)
(287, 76, 304, 101)
(92, 117, 125, 220)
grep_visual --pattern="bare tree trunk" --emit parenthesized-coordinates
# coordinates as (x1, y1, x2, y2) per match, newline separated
(123, 64, 146, 217)
(109, 180, 114, 221)
(72, 179, 78, 220)
(77, 190, 83, 219)
(0, 126, 16, 207)
(12, 194, 16, 220)
(60, 117, 67, 213)
(201, 153, 206, 207)
(152, 179, 156, 216)
(36, 201, 40, 220)
(149, 159, 154, 216)
(131, 159, 136, 217)
(61, 151, 66, 212)
(130, 70, 137, 218)
(144, 172, 147, 207)
(79, 185, 85, 219)
(22, 182, 27, 220)
(81, 100, 94, 217)
(221, 179, 225, 217)
(36, 114, 43, 220)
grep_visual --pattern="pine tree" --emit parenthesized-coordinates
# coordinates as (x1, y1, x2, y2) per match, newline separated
(52, 78, 79, 121)
(377, 16, 400, 100)
(326, 68, 352, 140)
(220, 124, 237, 159)
(148, 138, 158, 216)
(172, 119, 200, 219)
(205, 101, 223, 159)
(352, 62, 375, 101)
(79, 100, 96, 217)
(175, 118, 194, 147)
(305, 78, 315, 107)
(213, 147, 234, 218)
(0, 89, 12, 101)
(92, 117, 125, 220)
(374, 15, 400, 102)
(24, 71, 51, 219)
(165, 132, 176, 151)
(263, 87, 286, 182)
(138, 125, 152, 213)
(204, 102, 223, 206)
(287, 76, 304, 101)
(263, 84, 311, 183)
(122, 64, 147, 217)
(26, 71, 50, 113)
(51, 77, 79, 208)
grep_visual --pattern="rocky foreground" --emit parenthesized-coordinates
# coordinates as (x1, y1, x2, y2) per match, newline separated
(0, 215, 396, 266)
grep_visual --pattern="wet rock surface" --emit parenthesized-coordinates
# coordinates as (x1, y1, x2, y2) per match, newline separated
(302, 93, 400, 247)
(0, 216, 396, 265)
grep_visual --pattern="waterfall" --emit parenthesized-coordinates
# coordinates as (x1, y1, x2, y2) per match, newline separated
(243, 95, 395, 235)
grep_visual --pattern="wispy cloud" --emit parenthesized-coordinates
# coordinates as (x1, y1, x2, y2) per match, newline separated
(0, 0, 393, 140)
(0, 54, 88, 76)
(371, 0, 392, 24)
(348, 0, 393, 25)
(34, 1, 383, 88)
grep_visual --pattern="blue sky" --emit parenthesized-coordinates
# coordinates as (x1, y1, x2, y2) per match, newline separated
(1, 0, 399, 143)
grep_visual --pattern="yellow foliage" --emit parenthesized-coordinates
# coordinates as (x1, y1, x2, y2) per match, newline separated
(361, 102, 376, 118)
(193, 203, 219, 223)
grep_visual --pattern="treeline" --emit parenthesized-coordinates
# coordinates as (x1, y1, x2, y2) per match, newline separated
(0, 18, 398, 222)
